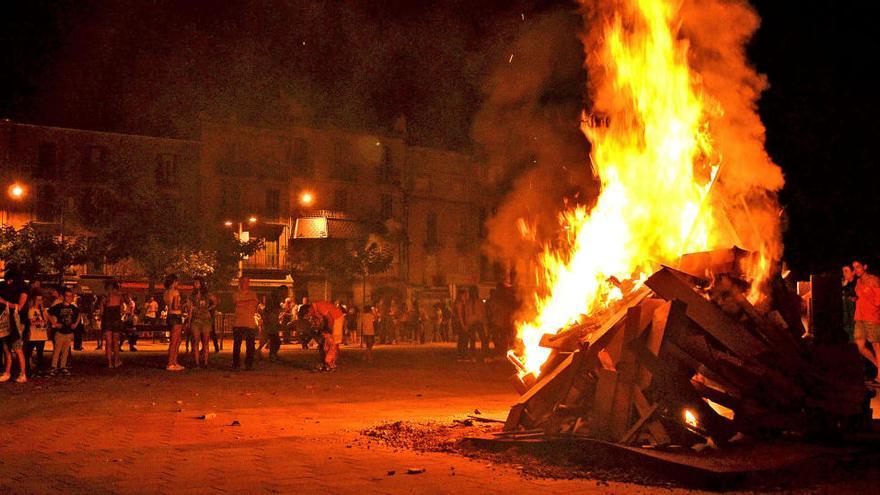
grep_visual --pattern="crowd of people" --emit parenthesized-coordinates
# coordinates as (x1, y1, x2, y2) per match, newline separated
(1, 266, 521, 382)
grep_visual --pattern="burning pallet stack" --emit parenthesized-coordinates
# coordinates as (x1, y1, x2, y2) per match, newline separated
(502, 247, 869, 448)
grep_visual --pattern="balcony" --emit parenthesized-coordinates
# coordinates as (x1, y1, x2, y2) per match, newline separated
(240, 221, 290, 279)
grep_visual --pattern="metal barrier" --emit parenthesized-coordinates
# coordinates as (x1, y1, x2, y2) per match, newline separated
(214, 312, 234, 350)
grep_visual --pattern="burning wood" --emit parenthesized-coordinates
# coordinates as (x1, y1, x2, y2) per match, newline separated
(493, 0, 868, 457)
(500, 251, 870, 449)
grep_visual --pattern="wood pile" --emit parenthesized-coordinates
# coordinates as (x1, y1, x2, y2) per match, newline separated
(502, 248, 870, 448)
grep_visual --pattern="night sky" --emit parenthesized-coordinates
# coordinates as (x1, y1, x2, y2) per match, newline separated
(2, 0, 876, 275)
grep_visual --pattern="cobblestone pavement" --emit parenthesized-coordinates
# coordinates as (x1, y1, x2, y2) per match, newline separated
(0, 343, 689, 495)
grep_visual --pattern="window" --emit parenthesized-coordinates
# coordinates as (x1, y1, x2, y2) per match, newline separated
(330, 139, 356, 181)
(35, 184, 58, 222)
(288, 138, 314, 177)
(81, 145, 107, 181)
(219, 183, 241, 219)
(36, 142, 58, 178)
(377, 145, 398, 184)
(155, 154, 178, 185)
(380, 194, 393, 220)
(333, 189, 348, 211)
(265, 188, 280, 219)
(264, 239, 279, 267)
(426, 212, 439, 249)
(478, 208, 487, 239)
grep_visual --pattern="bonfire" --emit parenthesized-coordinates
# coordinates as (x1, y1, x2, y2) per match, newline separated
(501, 0, 868, 449)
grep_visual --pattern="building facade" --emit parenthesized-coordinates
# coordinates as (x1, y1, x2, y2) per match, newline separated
(1, 119, 499, 303)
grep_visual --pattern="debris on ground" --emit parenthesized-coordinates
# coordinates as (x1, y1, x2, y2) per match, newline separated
(198, 413, 216, 420)
(406, 468, 426, 474)
(358, 419, 880, 490)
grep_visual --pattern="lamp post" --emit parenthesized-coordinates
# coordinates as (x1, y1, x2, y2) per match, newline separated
(3, 182, 26, 226)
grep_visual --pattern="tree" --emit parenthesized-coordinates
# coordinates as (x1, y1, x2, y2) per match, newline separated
(72, 152, 261, 290)
(348, 237, 394, 306)
(0, 223, 94, 283)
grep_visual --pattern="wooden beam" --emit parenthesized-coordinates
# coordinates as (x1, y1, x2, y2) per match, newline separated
(633, 387, 670, 445)
(578, 287, 652, 349)
(646, 267, 768, 358)
(503, 403, 526, 432)
(637, 301, 671, 390)
(540, 287, 651, 352)
(619, 401, 659, 444)
(607, 306, 644, 439)
(677, 246, 749, 280)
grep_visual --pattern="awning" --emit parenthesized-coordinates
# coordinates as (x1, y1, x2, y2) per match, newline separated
(293, 217, 367, 239)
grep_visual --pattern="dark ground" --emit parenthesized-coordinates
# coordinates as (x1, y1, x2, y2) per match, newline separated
(1, 342, 878, 494)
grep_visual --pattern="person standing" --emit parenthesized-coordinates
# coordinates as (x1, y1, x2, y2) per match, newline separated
(188, 278, 216, 368)
(144, 296, 159, 325)
(24, 292, 49, 375)
(853, 260, 880, 379)
(94, 295, 105, 351)
(258, 285, 285, 361)
(1, 270, 28, 383)
(295, 296, 314, 349)
(455, 288, 488, 362)
(73, 290, 94, 351)
(388, 298, 400, 344)
(843, 265, 858, 342)
(101, 282, 124, 369)
(280, 292, 295, 344)
(1, 294, 26, 382)
(48, 288, 79, 375)
(164, 274, 185, 371)
(359, 305, 377, 363)
(441, 300, 453, 342)
(122, 294, 138, 352)
(454, 290, 470, 361)
(345, 305, 359, 346)
(429, 303, 443, 343)
(376, 297, 388, 344)
(232, 277, 259, 370)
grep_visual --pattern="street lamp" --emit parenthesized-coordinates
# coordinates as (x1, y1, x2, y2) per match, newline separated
(7, 183, 25, 200)
(299, 191, 314, 207)
(2, 182, 27, 227)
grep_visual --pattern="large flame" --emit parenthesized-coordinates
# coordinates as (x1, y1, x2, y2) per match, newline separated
(514, 0, 765, 376)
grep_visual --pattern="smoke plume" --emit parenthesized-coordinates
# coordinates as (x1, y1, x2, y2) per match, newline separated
(480, 0, 784, 285)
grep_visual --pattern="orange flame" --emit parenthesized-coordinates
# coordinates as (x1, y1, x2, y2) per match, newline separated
(513, 0, 776, 376)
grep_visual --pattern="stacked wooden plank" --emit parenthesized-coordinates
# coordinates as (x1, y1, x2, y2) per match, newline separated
(502, 249, 870, 448)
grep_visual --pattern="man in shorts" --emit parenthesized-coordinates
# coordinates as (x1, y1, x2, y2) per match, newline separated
(358, 305, 377, 363)
(853, 260, 880, 380)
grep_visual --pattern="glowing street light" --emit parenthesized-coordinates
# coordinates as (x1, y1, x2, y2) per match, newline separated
(223, 217, 258, 279)
(299, 191, 314, 207)
(8, 183, 26, 200)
